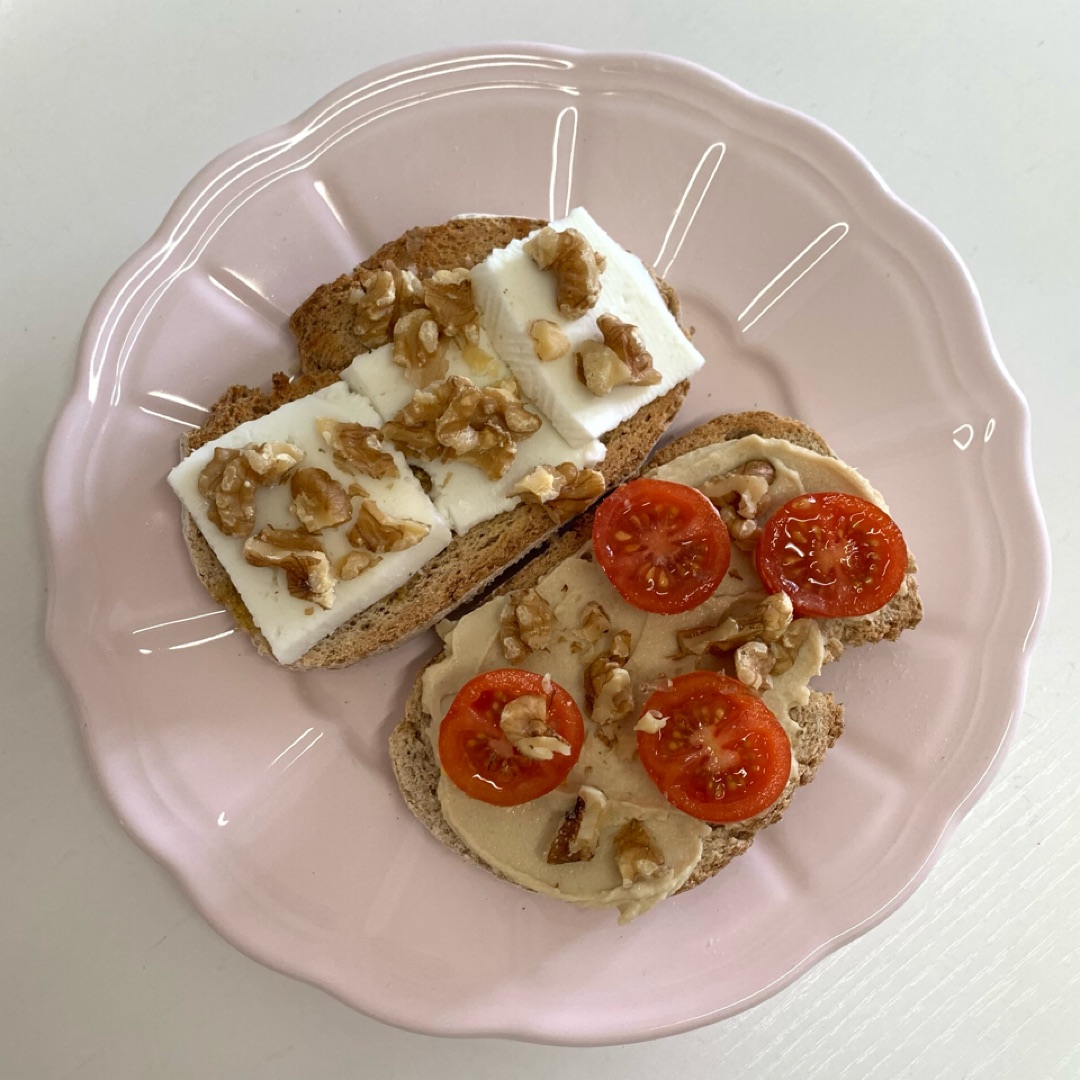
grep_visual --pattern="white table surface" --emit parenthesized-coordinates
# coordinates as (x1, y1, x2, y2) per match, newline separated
(5, 2, 1078, 1076)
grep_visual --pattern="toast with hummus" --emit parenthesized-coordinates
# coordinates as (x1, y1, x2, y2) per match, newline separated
(171, 211, 701, 668)
(391, 411, 922, 922)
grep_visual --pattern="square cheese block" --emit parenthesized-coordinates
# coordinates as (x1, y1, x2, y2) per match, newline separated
(341, 335, 605, 536)
(470, 207, 706, 448)
(167, 381, 451, 665)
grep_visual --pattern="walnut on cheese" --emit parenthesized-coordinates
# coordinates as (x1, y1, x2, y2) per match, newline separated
(522, 226, 604, 319)
(528, 319, 570, 361)
(337, 548, 381, 581)
(499, 693, 572, 761)
(512, 462, 606, 523)
(348, 499, 431, 553)
(575, 314, 660, 397)
(197, 442, 304, 538)
(243, 528, 335, 609)
(546, 785, 609, 864)
(316, 418, 399, 480)
(289, 467, 353, 533)
(381, 375, 541, 481)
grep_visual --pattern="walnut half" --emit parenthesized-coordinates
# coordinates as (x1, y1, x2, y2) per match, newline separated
(523, 226, 603, 319)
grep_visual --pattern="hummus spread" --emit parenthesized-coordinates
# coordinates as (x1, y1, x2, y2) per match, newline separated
(422, 436, 893, 920)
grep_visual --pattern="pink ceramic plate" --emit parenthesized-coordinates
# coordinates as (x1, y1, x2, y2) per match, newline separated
(43, 46, 1049, 1044)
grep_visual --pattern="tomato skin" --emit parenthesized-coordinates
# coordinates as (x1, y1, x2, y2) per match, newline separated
(592, 478, 731, 615)
(755, 491, 908, 619)
(438, 669, 584, 807)
(636, 671, 791, 824)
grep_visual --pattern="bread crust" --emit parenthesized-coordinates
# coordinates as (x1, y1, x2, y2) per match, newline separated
(390, 410, 922, 904)
(179, 214, 691, 668)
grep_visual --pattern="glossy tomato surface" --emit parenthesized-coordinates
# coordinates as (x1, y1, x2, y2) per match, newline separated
(636, 671, 791, 823)
(438, 669, 584, 807)
(756, 491, 908, 618)
(592, 478, 730, 614)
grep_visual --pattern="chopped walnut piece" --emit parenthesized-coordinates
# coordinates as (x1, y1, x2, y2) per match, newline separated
(348, 267, 397, 348)
(634, 709, 668, 734)
(547, 786, 609, 864)
(337, 549, 381, 581)
(513, 462, 606, 523)
(676, 593, 794, 658)
(243, 529, 335, 609)
(252, 526, 324, 552)
(289, 467, 353, 533)
(769, 618, 815, 676)
(528, 319, 570, 361)
(347, 262, 425, 348)
(579, 601, 611, 645)
(735, 640, 775, 692)
(701, 460, 777, 549)
(499, 588, 553, 663)
(613, 818, 666, 886)
(382, 375, 541, 480)
(198, 442, 303, 538)
(348, 499, 431, 552)
(392, 307, 449, 388)
(423, 268, 478, 333)
(499, 694, 572, 761)
(241, 441, 305, 481)
(597, 314, 660, 386)
(575, 339, 633, 396)
(585, 630, 635, 745)
(523, 226, 603, 319)
(315, 418, 399, 480)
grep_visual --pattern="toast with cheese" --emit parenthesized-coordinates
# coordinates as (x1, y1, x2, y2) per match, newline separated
(390, 411, 922, 917)
(179, 215, 692, 668)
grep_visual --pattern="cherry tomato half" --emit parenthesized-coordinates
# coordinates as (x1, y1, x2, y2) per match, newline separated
(755, 491, 908, 618)
(438, 669, 584, 807)
(636, 671, 791, 823)
(592, 478, 731, 614)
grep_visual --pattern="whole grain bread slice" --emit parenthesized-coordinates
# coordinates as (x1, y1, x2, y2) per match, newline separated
(179, 215, 691, 668)
(389, 411, 922, 901)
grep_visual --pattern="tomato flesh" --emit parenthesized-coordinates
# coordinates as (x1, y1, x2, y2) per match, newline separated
(636, 671, 791, 823)
(438, 669, 584, 807)
(755, 491, 908, 618)
(592, 478, 731, 614)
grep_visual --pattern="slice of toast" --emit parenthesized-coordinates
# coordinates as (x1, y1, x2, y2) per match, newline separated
(179, 215, 691, 668)
(390, 411, 923, 900)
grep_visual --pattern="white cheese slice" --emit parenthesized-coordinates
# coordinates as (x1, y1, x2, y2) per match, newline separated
(167, 381, 451, 665)
(340, 331, 605, 535)
(470, 207, 706, 448)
